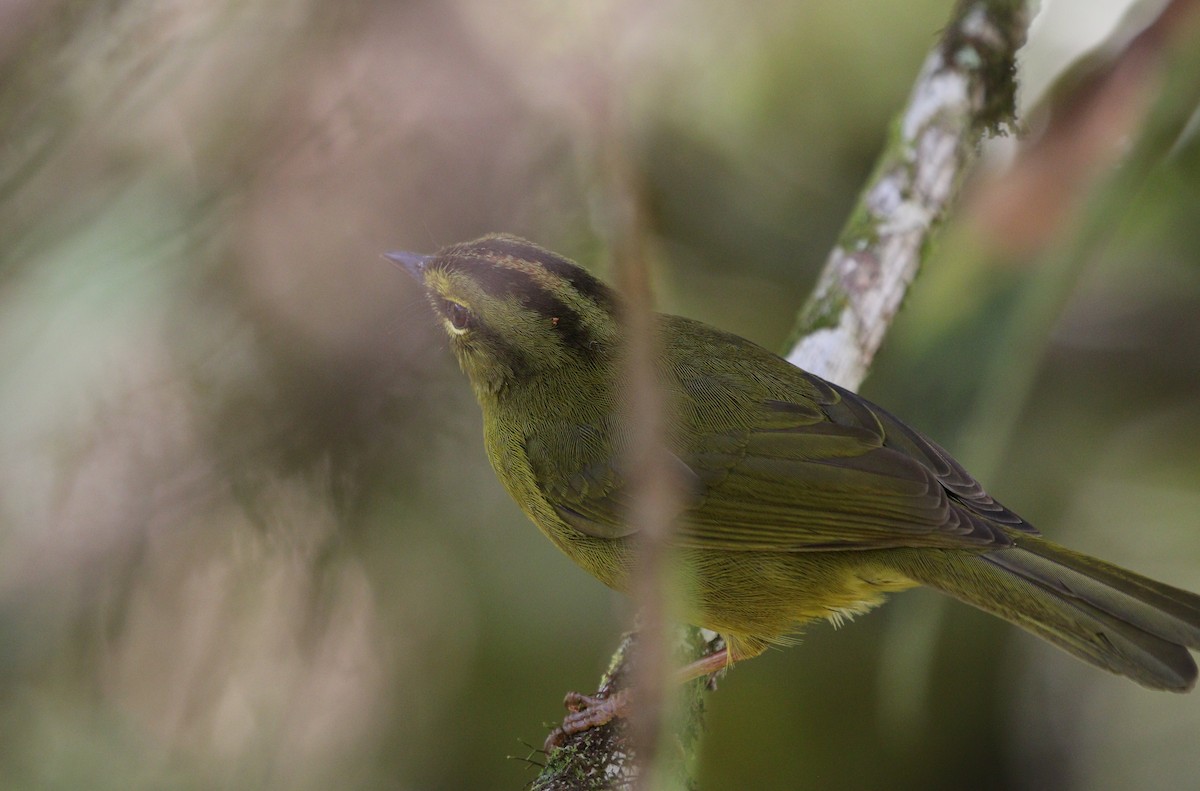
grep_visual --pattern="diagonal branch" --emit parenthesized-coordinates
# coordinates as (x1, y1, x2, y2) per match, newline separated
(786, 0, 1027, 390)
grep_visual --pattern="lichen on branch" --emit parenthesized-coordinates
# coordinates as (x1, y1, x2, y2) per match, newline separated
(786, 0, 1028, 389)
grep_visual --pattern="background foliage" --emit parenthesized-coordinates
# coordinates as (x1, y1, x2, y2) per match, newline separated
(1, 1, 1197, 789)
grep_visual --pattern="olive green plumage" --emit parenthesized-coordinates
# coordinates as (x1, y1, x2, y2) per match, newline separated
(392, 234, 1200, 691)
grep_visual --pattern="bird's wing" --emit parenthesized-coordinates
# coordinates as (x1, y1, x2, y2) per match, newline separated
(524, 416, 642, 540)
(525, 375, 1035, 551)
(676, 389, 1028, 552)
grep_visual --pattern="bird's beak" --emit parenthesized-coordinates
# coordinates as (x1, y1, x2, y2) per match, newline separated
(384, 251, 431, 282)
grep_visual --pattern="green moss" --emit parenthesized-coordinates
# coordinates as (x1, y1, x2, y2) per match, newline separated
(940, 0, 1028, 136)
(798, 289, 847, 335)
(843, 190, 884, 246)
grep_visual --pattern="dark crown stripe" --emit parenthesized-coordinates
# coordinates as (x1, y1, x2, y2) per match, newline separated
(478, 237, 617, 310)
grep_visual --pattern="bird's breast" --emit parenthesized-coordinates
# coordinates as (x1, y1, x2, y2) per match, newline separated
(482, 413, 633, 591)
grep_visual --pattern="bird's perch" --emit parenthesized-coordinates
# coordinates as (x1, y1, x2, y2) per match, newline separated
(784, 0, 1026, 388)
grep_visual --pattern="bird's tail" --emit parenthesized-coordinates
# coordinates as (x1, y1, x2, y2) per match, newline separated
(888, 536, 1200, 691)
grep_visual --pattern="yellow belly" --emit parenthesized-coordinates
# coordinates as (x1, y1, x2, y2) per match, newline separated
(675, 548, 918, 660)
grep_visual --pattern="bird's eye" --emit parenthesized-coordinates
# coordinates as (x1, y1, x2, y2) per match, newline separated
(445, 301, 472, 331)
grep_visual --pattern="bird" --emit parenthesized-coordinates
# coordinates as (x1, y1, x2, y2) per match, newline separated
(388, 233, 1200, 741)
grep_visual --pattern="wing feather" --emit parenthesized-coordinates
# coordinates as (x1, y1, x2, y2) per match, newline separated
(524, 321, 1035, 551)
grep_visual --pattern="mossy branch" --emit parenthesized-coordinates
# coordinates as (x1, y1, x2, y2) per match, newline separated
(785, 0, 1027, 389)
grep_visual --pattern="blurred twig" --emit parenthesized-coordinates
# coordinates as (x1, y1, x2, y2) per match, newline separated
(599, 78, 688, 789)
(969, 0, 1200, 260)
(534, 7, 692, 788)
(881, 0, 1200, 741)
(534, 1, 1029, 789)
(959, 0, 1200, 481)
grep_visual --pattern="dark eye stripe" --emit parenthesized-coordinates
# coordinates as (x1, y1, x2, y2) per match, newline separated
(425, 236, 621, 360)
(432, 259, 597, 353)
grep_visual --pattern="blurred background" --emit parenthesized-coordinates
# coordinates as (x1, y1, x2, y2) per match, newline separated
(1, 0, 1198, 789)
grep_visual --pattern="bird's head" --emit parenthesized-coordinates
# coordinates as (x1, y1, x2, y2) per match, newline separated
(389, 235, 621, 396)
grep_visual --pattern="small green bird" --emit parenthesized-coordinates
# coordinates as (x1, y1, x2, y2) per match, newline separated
(390, 234, 1200, 738)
